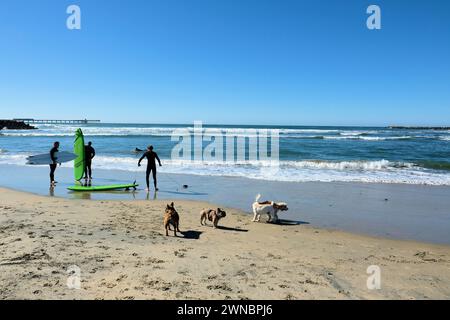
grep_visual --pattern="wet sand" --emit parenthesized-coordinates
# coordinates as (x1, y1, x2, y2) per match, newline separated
(1, 188, 449, 300)
(0, 164, 450, 244)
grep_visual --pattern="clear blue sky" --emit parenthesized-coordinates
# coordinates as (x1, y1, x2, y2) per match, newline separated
(0, 0, 449, 126)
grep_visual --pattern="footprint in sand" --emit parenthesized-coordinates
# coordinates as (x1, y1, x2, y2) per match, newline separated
(207, 283, 233, 292)
(177, 270, 189, 275)
(147, 257, 165, 264)
(116, 274, 127, 282)
(174, 251, 185, 258)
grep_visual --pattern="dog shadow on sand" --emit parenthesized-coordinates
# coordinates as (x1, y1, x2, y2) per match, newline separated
(269, 219, 310, 226)
(215, 225, 249, 232)
(179, 230, 203, 239)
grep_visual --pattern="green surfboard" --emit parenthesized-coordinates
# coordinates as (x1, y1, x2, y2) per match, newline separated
(74, 128, 85, 181)
(70, 128, 138, 192)
(68, 184, 139, 192)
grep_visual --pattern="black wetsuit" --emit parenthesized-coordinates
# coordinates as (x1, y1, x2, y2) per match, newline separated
(138, 151, 161, 189)
(49, 146, 58, 183)
(84, 145, 96, 179)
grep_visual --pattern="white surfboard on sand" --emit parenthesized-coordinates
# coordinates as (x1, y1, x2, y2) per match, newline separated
(26, 151, 78, 165)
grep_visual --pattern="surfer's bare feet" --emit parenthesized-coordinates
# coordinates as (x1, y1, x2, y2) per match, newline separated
(155, 188, 159, 191)
(145, 188, 150, 192)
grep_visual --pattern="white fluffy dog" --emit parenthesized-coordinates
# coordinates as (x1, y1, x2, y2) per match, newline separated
(252, 194, 288, 223)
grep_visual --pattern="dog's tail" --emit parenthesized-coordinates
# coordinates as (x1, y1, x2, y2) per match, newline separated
(255, 194, 262, 203)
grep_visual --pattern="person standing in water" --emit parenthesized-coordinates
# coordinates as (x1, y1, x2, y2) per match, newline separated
(84, 141, 96, 180)
(138, 145, 162, 192)
(49, 141, 60, 186)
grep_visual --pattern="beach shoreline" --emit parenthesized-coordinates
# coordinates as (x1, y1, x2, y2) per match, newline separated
(2, 0, 450, 303)
(1, 187, 449, 300)
(1, 163, 450, 245)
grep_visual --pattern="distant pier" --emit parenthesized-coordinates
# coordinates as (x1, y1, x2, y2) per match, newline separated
(13, 119, 101, 125)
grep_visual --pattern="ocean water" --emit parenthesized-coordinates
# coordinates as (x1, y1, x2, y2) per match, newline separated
(0, 123, 449, 185)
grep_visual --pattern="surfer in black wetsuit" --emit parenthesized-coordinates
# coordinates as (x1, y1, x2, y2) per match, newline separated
(138, 145, 162, 192)
(49, 141, 60, 186)
(84, 141, 96, 180)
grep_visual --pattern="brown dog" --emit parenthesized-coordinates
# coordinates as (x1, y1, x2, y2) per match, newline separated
(200, 208, 226, 228)
(164, 202, 180, 236)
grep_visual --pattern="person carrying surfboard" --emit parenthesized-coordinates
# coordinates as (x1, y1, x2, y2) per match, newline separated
(49, 141, 60, 186)
(84, 141, 96, 180)
(138, 145, 162, 192)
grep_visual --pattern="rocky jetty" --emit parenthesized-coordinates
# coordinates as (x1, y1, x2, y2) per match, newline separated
(389, 126, 450, 130)
(0, 120, 36, 130)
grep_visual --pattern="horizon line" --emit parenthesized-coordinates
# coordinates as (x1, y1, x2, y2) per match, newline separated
(4, 118, 450, 128)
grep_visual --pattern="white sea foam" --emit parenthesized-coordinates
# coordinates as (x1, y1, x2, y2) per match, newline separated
(0, 125, 343, 137)
(2, 124, 447, 144)
(2, 153, 446, 185)
(324, 135, 413, 141)
(0, 153, 74, 168)
(0, 127, 177, 137)
(94, 157, 449, 185)
(339, 130, 379, 136)
(0, 154, 28, 165)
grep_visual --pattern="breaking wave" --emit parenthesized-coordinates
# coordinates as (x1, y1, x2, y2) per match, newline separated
(1, 153, 448, 185)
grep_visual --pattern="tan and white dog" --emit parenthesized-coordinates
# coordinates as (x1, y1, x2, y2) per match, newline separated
(200, 208, 227, 228)
(252, 194, 288, 223)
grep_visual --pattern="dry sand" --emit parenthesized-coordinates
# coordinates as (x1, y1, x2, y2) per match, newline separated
(0, 187, 449, 300)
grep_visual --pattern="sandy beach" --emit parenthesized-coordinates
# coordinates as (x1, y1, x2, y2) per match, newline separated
(1, 164, 450, 245)
(1, 187, 449, 300)
(2, 0, 450, 305)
